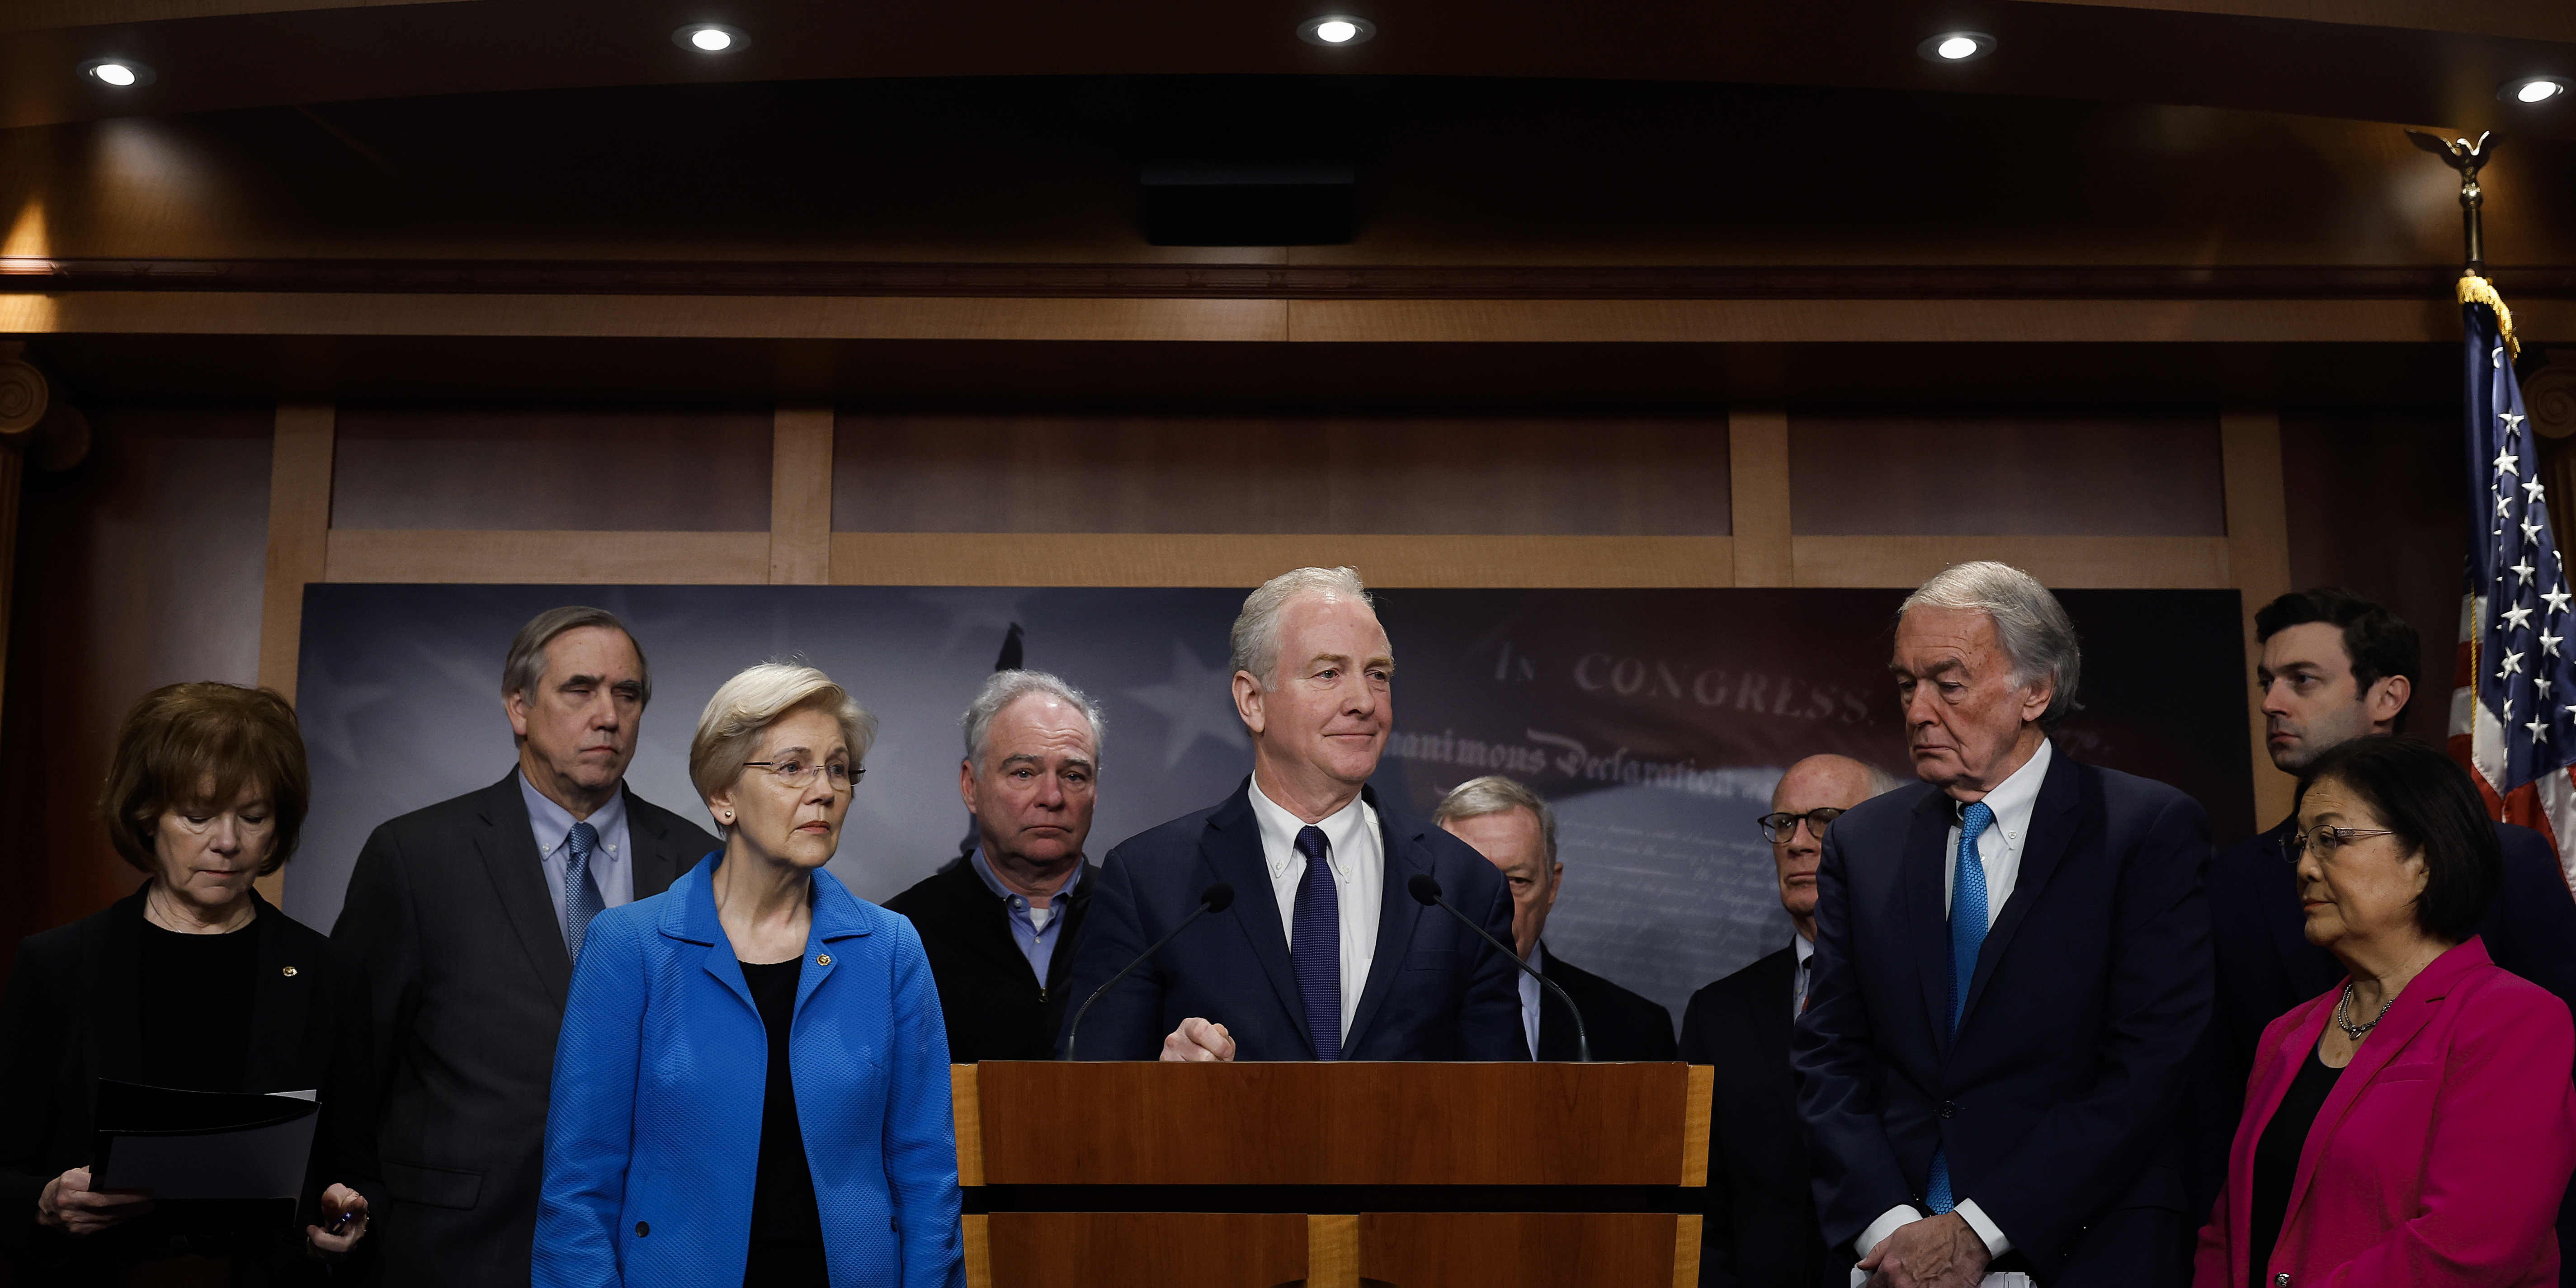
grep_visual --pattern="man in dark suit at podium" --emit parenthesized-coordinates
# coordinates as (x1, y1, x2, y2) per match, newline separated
(1433, 774, 1676, 1061)
(888, 669, 1106, 1063)
(1795, 562, 2212, 1288)
(333, 607, 721, 1288)
(2190, 587, 2576, 1269)
(1057, 566, 1526, 1062)
(1680, 753, 1892, 1287)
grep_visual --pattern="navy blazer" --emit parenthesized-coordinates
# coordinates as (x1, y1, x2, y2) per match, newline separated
(2192, 814, 2576, 1273)
(1056, 779, 1529, 1062)
(1792, 746, 2213, 1284)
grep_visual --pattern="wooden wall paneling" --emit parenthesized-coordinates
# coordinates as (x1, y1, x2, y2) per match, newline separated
(982, 1213, 1308, 1288)
(257, 401, 333, 902)
(323, 529, 770, 583)
(1355, 1213, 1682, 1288)
(2221, 407, 2297, 826)
(1791, 535, 2233, 589)
(0, 438, 20, 737)
(826, 533, 1734, 588)
(0, 293, 1296, 343)
(1309, 1213, 1359, 1288)
(770, 404, 832, 584)
(13, 293, 2576, 346)
(1728, 407, 1789, 586)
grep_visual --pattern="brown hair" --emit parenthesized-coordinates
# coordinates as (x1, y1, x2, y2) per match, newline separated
(97, 682, 311, 877)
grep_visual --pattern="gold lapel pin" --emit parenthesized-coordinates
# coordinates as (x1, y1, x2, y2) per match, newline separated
(816, 954, 832, 966)
(281, 966, 298, 977)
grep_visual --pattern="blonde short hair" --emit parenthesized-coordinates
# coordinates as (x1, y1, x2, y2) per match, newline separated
(689, 662, 879, 807)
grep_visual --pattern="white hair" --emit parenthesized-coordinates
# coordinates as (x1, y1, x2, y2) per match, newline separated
(1229, 566, 1375, 687)
(1900, 561, 2083, 728)
(1432, 774, 1558, 863)
(689, 662, 878, 807)
(961, 670, 1104, 769)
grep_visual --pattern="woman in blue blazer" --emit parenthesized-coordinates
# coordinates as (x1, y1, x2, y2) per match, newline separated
(537, 663, 962, 1288)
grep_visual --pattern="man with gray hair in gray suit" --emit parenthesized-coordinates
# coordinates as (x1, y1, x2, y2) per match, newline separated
(332, 606, 720, 1288)
(887, 669, 1108, 1063)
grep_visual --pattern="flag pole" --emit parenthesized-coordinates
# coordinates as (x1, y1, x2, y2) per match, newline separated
(2407, 128, 2518, 357)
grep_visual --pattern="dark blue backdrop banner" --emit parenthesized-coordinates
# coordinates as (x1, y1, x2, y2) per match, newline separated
(288, 584, 2252, 1023)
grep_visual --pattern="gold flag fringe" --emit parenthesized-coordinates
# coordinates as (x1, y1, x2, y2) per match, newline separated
(2461, 273, 2520, 361)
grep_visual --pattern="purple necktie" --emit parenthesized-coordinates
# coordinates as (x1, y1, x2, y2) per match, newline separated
(1290, 826, 1342, 1061)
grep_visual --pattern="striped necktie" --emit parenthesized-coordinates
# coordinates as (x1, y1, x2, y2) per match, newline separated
(564, 820, 605, 962)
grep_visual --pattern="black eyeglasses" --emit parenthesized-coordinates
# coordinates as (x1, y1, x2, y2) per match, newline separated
(2280, 826, 2396, 865)
(1756, 808, 1847, 844)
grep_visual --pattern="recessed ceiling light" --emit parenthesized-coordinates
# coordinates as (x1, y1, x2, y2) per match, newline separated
(1297, 14, 1375, 46)
(1917, 31, 1995, 62)
(672, 23, 748, 53)
(79, 58, 154, 87)
(2500, 76, 2570, 104)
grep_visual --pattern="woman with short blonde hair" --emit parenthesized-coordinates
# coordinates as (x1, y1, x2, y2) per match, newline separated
(539, 663, 961, 1288)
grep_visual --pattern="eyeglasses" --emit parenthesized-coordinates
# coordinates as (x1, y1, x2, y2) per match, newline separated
(2280, 826, 2397, 864)
(1757, 808, 1847, 844)
(744, 759, 861, 793)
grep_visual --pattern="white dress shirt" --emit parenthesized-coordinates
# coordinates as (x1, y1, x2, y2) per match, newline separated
(1518, 942, 1546, 1058)
(1248, 778, 1383, 1043)
(1791, 932, 1814, 1019)
(1858, 737, 2054, 1268)
(519, 771, 635, 948)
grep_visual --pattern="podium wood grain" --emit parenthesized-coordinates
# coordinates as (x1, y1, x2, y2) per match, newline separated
(973, 1062, 1698, 1186)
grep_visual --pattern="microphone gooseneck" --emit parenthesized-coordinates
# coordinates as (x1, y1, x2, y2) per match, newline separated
(1062, 882, 1233, 1062)
(1407, 873, 1590, 1062)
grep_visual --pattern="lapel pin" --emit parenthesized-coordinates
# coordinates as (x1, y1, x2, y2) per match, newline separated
(816, 954, 832, 966)
(281, 966, 298, 977)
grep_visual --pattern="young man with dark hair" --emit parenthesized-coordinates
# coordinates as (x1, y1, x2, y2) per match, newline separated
(2187, 587, 2576, 1266)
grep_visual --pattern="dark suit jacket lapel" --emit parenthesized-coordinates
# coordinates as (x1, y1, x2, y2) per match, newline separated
(472, 771, 574, 1007)
(1201, 782, 1312, 1055)
(243, 891, 316, 1093)
(83, 887, 149, 1085)
(1902, 791, 1957, 1048)
(1960, 747, 2080, 1032)
(1347, 789, 1426, 1056)
(1755, 944, 1799, 1069)
(624, 784, 697, 900)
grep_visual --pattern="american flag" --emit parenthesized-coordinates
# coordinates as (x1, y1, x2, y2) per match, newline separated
(2450, 293, 2576, 891)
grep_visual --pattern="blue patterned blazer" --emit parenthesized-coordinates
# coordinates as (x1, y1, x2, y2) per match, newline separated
(535, 853, 963, 1288)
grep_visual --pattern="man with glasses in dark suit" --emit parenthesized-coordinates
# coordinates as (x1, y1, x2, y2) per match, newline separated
(1681, 754, 1896, 1286)
(333, 607, 720, 1288)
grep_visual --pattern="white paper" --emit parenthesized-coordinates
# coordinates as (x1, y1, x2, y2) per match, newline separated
(1853, 1273, 2033, 1288)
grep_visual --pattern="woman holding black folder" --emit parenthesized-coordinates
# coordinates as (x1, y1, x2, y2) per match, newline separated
(0, 682, 380, 1284)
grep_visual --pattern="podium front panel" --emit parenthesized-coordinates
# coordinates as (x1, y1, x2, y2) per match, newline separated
(974, 1062, 1696, 1186)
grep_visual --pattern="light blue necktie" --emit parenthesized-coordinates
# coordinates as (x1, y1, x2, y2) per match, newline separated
(1925, 800, 1996, 1216)
(1289, 826, 1342, 1061)
(563, 820, 605, 962)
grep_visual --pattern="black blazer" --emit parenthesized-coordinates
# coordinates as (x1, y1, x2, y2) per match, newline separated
(0, 886, 379, 1285)
(1057, 779, 1528, 1062)
(1538, 946, 1676, 1062)
(1792, 748, 2213, 1286)
(2191, 814, 2576, 1272)
(884, 853, 1099, 1064)
(330, 771, 717, 1288)
(1680, 944, 1826, 1288)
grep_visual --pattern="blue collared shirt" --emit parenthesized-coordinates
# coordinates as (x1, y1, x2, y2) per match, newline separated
(967, 847, 1082, 984)
(520, 770, 635, 950)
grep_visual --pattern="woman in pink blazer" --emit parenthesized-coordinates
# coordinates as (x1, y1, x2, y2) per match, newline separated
(2195, 736, 2576, 1288)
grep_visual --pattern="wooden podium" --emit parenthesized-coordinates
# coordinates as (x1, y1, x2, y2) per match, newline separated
(952, 1062, 1713, 1288)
